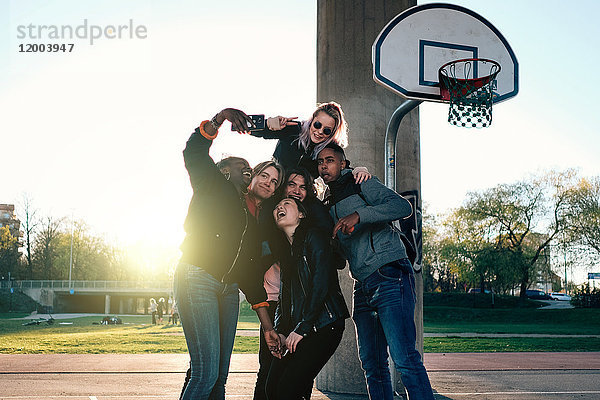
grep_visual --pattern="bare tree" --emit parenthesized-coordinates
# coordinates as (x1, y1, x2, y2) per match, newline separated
(32, 216, 63, 280)
(18, 194, 38, 279)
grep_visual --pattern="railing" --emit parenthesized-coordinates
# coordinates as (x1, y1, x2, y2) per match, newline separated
(0, 280, 173, 292)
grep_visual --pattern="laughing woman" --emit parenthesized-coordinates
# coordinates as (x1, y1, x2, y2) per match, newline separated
(265, 198, 349, 400)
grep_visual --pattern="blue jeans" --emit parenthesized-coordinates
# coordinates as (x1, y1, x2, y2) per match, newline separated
(352, 259, 434, 400)
(174, 262, 240, 400)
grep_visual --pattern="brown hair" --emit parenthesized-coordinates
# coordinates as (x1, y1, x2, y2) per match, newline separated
(251, 160, 284, 190)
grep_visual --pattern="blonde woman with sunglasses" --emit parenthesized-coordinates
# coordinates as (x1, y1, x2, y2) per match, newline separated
(251, 102, 364, 181)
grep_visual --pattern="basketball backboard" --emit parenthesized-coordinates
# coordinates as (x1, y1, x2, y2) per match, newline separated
(372, 3, 518, 103)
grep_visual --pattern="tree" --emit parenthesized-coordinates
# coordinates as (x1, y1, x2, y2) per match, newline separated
(0, 226, 19, 280)
(567, 176, 600, 255)
(32, 217, 63, 280)
(462, 170, 576, 298)
(440, 208, 491, 292)
(65, 220, 113, 281)
(421, 208, 438, 292)
(48, 219, 133, 281)
(422, 210, 470, 292)
(18, 194, 38, 279)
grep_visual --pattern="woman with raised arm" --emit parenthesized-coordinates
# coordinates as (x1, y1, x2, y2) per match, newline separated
(247, 102, 369, 184)
(251, 102, 347, 178)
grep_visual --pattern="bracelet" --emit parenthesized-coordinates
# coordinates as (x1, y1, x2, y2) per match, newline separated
(251, 301, 270, 310)
(198, 120, 218, 140)
(210, 114, 222, 131)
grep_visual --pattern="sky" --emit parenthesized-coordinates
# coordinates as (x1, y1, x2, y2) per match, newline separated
(1, 0, 599, 281)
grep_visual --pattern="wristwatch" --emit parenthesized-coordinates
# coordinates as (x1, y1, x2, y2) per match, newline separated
(210, 114, 222, 131)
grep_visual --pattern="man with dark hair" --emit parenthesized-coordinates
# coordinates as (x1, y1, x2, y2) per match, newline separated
(317, 143, 435, 400)
(175, 108, 283, 400)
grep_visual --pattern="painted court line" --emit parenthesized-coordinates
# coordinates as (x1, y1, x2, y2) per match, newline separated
(4, 392, 600, 399)
(0, 397, 173, 399)
(436, 391, 600, 396)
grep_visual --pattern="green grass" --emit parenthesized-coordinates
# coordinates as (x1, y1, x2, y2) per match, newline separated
(424, 292, 541, 309)
(0, 314, 260, 354)
(0, 314, 259, 354)
(423, 307, 600, 335)
(1, 299, 599, 354)
(424, 337, 600, 353)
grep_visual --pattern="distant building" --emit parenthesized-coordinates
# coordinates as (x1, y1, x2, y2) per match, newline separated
(0, 204, 23, 246)
(532, 245, 562, 293)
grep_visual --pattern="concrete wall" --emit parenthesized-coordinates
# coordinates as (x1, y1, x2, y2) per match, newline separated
(22, 287, 170, 315)
(315, 0, 421, 395)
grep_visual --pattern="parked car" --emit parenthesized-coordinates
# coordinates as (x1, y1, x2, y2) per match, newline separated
(525, 289, 551, 300)
(468, 288, 491, 294)
(549, 292, 572, 301)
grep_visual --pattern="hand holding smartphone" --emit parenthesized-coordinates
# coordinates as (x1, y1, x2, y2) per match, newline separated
(231, 114, 265, 131)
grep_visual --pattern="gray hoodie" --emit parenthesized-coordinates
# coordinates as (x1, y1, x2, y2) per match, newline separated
(327, 169, 413, 282)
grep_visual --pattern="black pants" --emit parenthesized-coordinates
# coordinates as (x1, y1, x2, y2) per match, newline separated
(253, 300, 278, 400)
(265, 320, 344, 400)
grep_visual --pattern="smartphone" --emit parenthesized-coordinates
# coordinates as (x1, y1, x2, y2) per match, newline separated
(231, 114, 265, 131)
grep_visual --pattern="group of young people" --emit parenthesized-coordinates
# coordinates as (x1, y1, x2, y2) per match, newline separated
(174, 102, 435, 400)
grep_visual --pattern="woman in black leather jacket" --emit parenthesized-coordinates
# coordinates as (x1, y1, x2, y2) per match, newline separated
(265, 198, 349, 400)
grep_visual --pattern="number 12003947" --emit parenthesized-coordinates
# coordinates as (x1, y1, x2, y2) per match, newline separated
(19, 43, 74, 53)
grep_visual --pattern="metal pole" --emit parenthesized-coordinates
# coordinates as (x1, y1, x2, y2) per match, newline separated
(384, 99, 421, 399)
(385, 100, 422, 188)
(69, 215, 74, 289)
(564, 250, 567, 294)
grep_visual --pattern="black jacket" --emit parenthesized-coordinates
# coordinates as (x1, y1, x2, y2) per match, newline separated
(251, 124, 319, 178)
(180, 128, 268, 305)
(274, 223, 349, 337)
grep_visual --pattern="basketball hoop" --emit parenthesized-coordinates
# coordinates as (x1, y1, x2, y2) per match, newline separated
(438, 58, 501, 128)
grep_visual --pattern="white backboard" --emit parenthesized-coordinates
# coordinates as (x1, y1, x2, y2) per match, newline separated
(373, 3, 518, 103)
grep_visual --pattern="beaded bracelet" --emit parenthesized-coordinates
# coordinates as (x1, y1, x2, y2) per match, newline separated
(210, 114, 222, 131)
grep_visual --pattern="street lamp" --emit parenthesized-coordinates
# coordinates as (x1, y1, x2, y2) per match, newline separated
(564, 247, 568, 295)
(69, 213, 74, 289)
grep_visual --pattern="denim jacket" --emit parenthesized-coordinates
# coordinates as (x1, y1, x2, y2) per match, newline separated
(326, 169, 413, 282)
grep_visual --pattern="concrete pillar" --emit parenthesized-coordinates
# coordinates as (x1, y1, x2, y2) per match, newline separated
(119, 298, 124, 314)
(104, 294, 110, 314)
(315, 0, 421, 395)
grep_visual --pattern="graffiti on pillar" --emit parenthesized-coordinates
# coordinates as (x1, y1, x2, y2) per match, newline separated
(398, 190, 422, 272)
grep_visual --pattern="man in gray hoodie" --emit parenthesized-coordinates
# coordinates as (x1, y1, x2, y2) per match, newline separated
(318, 143, 434, 400)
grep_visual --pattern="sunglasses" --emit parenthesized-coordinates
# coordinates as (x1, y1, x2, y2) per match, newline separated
(312, 120, 334, 137)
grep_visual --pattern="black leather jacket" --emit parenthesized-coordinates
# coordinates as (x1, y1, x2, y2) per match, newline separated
(180, 128, 268, 305)
(275, 223, 349, 337)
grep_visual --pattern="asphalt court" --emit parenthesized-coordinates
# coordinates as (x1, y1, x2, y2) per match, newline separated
(1, 353, 599, 400)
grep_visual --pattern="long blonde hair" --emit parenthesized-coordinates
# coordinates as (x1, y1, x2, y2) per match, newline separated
(297, 101, 348, 159)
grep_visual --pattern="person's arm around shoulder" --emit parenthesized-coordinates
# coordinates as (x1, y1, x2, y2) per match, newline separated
(355, 176, 413, 224)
